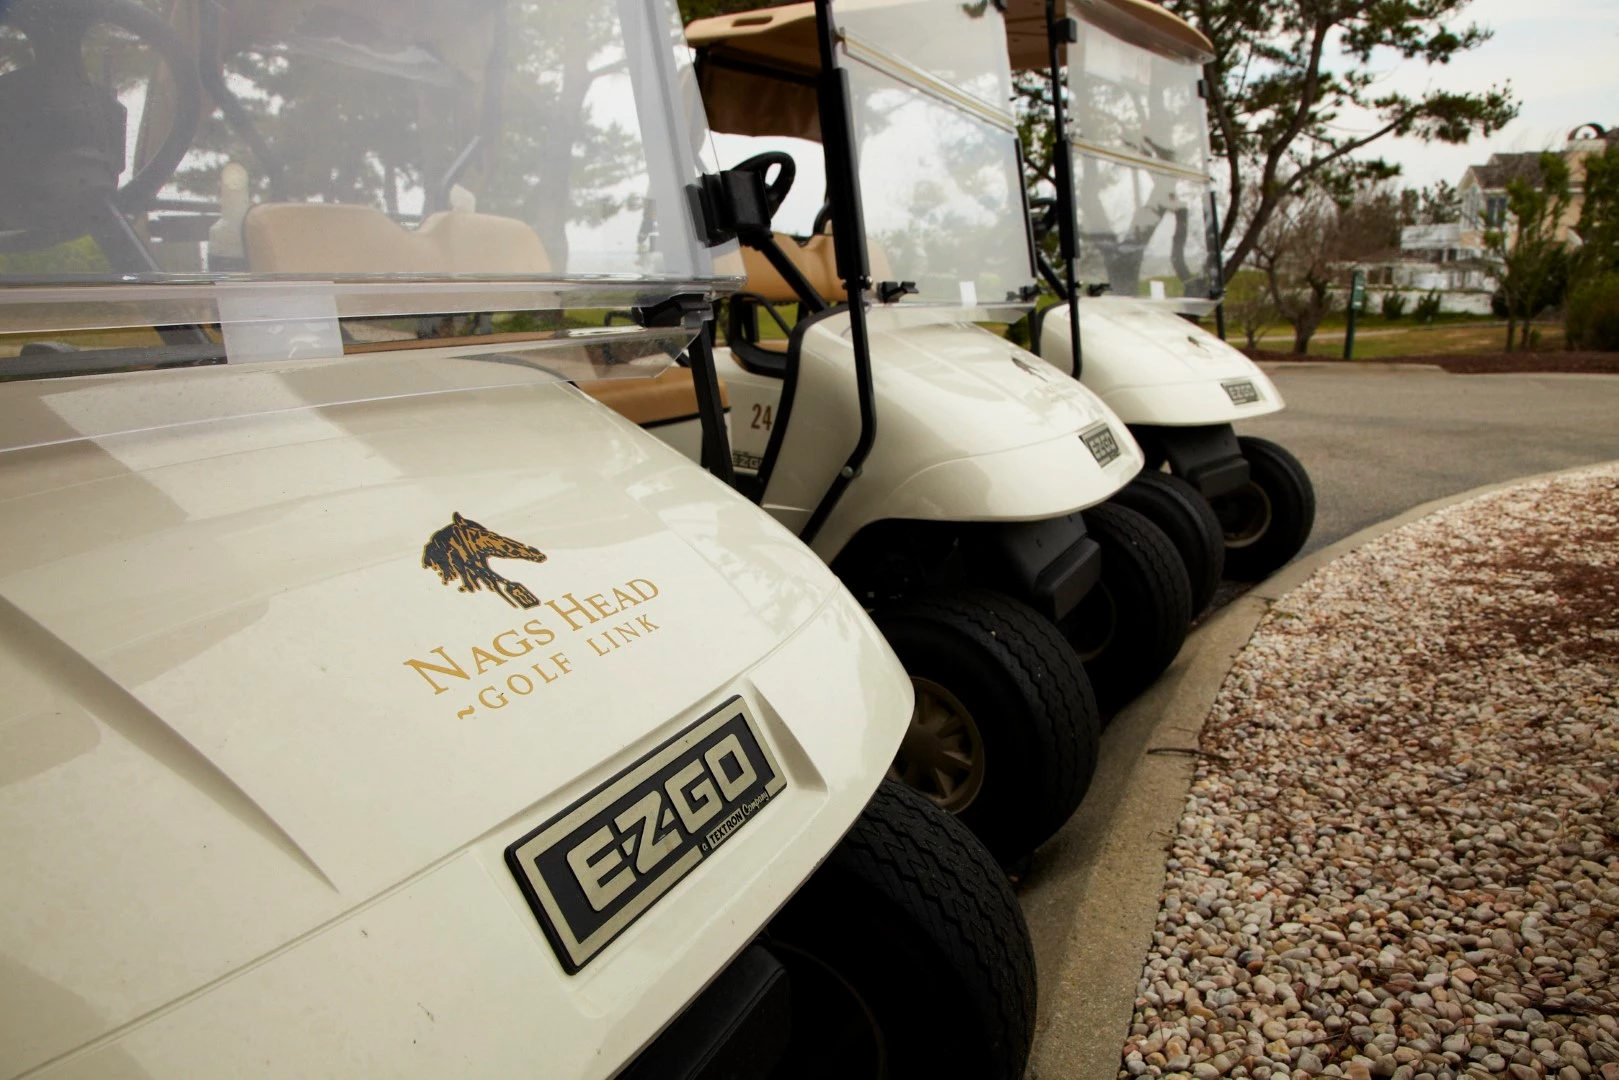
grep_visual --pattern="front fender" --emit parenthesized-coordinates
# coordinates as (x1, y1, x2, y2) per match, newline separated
(1040, 298, 1286, 425)
(874, 432, 1137, 529)
(762, 310, 1142, 560)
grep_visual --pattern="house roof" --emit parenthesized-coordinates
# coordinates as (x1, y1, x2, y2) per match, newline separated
(1465, 153, 1547, 192)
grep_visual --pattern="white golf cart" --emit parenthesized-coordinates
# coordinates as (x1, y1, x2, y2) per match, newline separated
(677, 0, 1192, 782)
(0, 1, 1036, 1076)
(1004, 0, 1316, 594)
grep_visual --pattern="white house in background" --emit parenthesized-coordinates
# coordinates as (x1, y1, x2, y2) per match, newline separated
(1355, 223, 1496, 313)
(1389, 221, 1495, 291)
(1457, 126, 1618, 247)
(1357, 124, 1618, 313)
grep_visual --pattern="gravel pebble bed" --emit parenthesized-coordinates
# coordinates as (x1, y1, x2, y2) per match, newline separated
(1121, 465, 1619, 1080)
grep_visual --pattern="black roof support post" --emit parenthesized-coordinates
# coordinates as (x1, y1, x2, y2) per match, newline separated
(1045, 0, 1083, 378)
(799, 0, 878, 548)
(639, 294, 734, 487)
(687, 324, 737, 486)
(1207, 188, 1228, 340)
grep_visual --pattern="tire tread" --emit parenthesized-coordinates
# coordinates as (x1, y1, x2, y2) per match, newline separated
(1221, 435, 1315, 580)
(1113, 469, 1225, 613)
(824, 781, 1037, 1079)
(876, 589, 1097, 859)
(1075, 502, 1192, 715)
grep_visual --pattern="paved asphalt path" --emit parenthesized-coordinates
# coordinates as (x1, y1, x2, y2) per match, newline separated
(1239, 363, 1619, 560)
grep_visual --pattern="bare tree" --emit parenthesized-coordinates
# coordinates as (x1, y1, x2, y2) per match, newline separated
(1222, 271, 1278, 349)
(1254, 185, 1399, 354)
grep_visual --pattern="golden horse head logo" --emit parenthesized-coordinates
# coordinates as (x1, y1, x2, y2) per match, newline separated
(422, 513, 548, 609)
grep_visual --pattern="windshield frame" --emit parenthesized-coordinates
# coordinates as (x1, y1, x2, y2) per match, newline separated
(1057, 2, 1221, 311)
(831, 0, 1039, 319)
(0, 0, 745, 369)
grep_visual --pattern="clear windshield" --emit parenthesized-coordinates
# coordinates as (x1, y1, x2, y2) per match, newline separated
(833, 0, 1036, 312)
(1068, 13, 1217, 308)
(0, 0, 738, 382)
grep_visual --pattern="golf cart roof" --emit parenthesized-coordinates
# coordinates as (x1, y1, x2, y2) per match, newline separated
(688, 0, 1020, 139)
(1002, 0, 1213, 72)
(686, 4, 822, 141)
(686, 2, 821, 71)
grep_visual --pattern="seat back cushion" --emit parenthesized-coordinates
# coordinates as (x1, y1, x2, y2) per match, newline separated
(579, 366, 730, 427)
(244, 204, 550, 275)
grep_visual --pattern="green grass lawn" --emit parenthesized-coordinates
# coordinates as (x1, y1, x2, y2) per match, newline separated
(1253, 317, 1564, 358)
(728, 298, 1539, 361)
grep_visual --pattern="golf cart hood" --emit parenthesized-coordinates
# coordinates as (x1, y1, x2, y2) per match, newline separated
(753, 306, 1144, 555)
(1039, 296, 1283, 424)
(0, 370, 900, 1077)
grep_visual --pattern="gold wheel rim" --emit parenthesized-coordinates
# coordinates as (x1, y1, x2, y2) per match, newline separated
(1216, 481, 1273, 548)
(887, 677, 986, 814)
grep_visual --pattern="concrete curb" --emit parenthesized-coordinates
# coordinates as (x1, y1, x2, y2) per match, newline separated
(1018, 462, 1618, 1080)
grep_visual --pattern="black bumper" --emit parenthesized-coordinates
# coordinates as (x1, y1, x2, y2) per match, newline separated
(1129, 424, 1250, 499)
(963, 511, 1101, 624)
(620, 944, 792, 1080)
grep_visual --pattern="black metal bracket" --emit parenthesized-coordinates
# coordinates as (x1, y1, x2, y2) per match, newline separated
(631, 293, 734, 486)
(876, 280, 917, 303)
(633, 294, 711, 330)
(686, 328, 737, 487)
(687, 169, 773, 247)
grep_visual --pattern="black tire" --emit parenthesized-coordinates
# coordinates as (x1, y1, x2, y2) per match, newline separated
(767, 780, 1037, 1080)
(872, 588, 1098, 864)
(1064, 502, 1191, 718)
(1110, 470, 1225, 614)
(1211, 435, 1316, 581)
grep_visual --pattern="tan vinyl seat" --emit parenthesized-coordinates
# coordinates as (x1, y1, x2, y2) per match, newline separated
(244, 203, 552, 275)
(737, 230, 893, 354)
(738, 231, 894, 301)
(579, 366, 729, 426)
(741, 232, 845, 303)
(241, 203, 725, 428)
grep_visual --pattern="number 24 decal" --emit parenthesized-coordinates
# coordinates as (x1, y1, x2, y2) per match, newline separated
(750, 404, 773, 430)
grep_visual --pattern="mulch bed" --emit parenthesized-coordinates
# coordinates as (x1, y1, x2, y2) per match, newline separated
(1241, 350, 1619, 375)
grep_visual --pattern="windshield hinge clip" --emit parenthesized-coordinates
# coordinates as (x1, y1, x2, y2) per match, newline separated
(634, 294, 711, 330)
(876, 280, 918, 304)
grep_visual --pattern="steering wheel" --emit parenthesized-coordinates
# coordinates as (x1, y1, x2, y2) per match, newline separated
(1027, 196, 1061, 244)
(0, 0, 204, 253)
(811, 199, 834, 236)
(731, 150, 797, 220)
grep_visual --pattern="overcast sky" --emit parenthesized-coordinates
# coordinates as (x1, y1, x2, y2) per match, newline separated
(1351, 0, 1619, 189)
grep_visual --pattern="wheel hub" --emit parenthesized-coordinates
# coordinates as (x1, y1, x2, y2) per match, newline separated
(1213, 481, 1273, 549)
(1065, 581, 1117, 663)
(770, 942, 886, 1078)
(888, 677, 985, 813)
